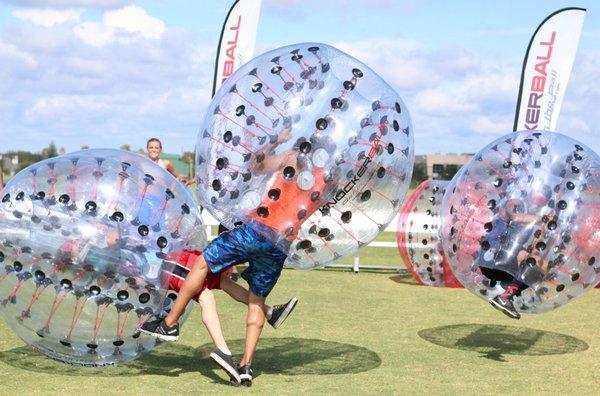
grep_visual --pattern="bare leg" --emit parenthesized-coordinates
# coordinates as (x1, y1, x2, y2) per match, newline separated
(220, 274, 248, 304)
(198, 289, 229, 353)
(239, 291, 266, 366)
(220, 274, 273, 314)
(165, 254, 209, 327)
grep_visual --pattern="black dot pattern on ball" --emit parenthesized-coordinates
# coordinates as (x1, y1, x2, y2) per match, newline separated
(268, 189, 280, 200)
(157, 237, 168, 249)
(283, 167, 295, 180)
(360, 190, 371, 202)
(194, 44, 415, 274)
(257, 207, 269, 217)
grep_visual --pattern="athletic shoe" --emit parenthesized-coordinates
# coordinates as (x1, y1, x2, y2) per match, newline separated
(210, 348, 241, 385)
(490, 295, 520, 319)
(238, 364, 253, 387)
(491, 283, 521, 319)
(139, 318, 180, 341)
(268, 297, 298, 329)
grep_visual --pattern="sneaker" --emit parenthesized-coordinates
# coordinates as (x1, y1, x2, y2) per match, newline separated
(238, 364, 253, 387)
(267, 297, 298, 329)
(210, 348, 241, 385)
(139, 318, 180, 341)
(490, 295, 521, 319)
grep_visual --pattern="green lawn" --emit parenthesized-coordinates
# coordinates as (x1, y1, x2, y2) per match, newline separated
(371, 231, 398, 243)
(333, 244, 402, 268)
(1, 268, 600, 394)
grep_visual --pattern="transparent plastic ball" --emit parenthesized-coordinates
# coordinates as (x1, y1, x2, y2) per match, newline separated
(0, 149, 205, 366)
(441, 131, 600, 313)
(397, 180, 460, 287)
(196, 43, 414, 268)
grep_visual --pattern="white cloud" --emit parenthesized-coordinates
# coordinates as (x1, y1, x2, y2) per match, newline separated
(0, 11, 210, 153)
(12, 8, 83, 27)
(71, 5, 166, 47)
(0, 40, 37, 69)
(414, 89, 477, 114)
(73, 21, 114, 46)
(139, 91, 171, 114)
(462, 70, 517, 103)
(470, 114, 513, 134)
(104, 5, 165, 40)
(5, 0, 126, 9)
(333, 38, 427, 89)
(23, 94, 105, 123)
(558, 116, 591, 135)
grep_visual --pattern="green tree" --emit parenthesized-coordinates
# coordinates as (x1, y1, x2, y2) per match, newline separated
(181, 151, 195, 178)
(120, 144, 131, 151)
(41, 141, 58, 159)
(8, 150, 43, 173)
(81, 145, 90, 150)
(410, 162, 428, 188)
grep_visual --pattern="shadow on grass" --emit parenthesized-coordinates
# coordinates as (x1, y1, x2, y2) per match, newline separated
(418, 323, 589, 362)
(0, 337, 381, 381)
(389, 274, 419, 286)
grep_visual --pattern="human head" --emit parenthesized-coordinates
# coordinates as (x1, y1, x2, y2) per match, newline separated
(146, 138, 162, 161)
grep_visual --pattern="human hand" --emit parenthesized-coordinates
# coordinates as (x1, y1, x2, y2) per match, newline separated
(278, 128, 292, 144)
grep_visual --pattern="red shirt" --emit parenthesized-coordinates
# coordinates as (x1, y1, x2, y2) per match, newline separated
(247, 167, 327, 240)
(166, 250, 231, 302)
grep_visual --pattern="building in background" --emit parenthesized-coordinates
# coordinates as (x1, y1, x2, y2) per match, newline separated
(415, 153, 473, 180)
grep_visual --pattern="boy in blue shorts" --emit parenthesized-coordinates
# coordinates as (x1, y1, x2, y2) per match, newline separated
(142, 136, 331, 385)
(163, 249, 297, 383)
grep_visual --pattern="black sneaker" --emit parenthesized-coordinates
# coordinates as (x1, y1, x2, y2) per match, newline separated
(267, 297, 298, 329)
(238, 364, 253, 387)
(490, 295, 521, 319)
(210, 348, 241, 385)
(139, 318, 180, 341)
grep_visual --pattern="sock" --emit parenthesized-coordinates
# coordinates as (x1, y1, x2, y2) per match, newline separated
(266, 307, 273, 320)
(219, 347, 232, 356)
(501, 283, 520, 299)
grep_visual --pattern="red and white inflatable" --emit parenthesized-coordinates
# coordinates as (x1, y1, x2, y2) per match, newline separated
(397, 180, 461, 287)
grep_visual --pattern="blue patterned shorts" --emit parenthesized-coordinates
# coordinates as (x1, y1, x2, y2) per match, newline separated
(203, 221, 288, 298)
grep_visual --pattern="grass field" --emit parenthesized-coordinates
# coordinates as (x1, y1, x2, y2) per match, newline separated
(1, 263, 600, 394)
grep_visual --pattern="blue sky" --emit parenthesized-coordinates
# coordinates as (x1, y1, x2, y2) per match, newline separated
(0, 0, 598, 155)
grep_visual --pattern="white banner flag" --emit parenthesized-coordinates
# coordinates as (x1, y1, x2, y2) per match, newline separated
(211, 0, 262, 97)
(513, 7, 586, 132)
